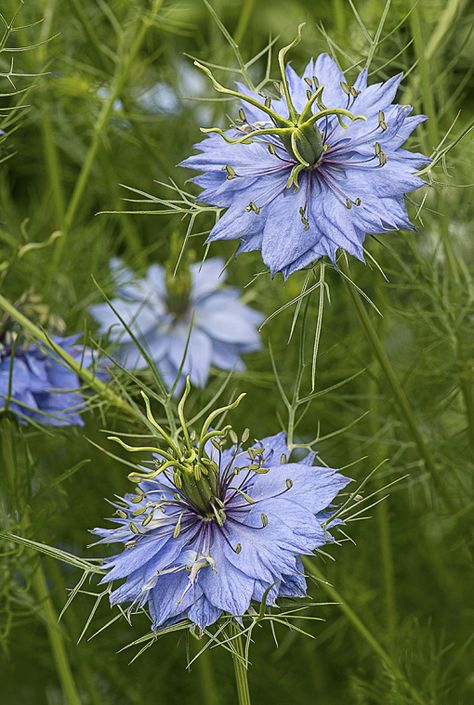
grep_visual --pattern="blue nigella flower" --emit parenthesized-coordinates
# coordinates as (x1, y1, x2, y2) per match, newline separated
(0, 332, 94, 426)
(181, 50, 430, 278)
(90, 257, 263, 392)
(93, 431, 350, 630)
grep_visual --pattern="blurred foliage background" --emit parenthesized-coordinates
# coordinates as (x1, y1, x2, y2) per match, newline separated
(0, 0, 473, 703)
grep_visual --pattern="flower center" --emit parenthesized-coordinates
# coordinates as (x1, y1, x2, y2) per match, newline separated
(165, 234, 193, 320)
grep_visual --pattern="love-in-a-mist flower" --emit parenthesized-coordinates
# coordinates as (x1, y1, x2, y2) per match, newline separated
(90, 255, 263, 392)
(0, 322, 94, 426)
(93, 387, 350, 630)
(181, 29, 430, 277)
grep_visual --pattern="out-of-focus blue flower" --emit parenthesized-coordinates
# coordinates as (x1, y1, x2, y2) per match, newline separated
(93, 432, 350, 630)
(137, 61, 213, 124)
(0, 334, 93, 426)
(90, 258, 263, 392)
(181, 53, 430, 277)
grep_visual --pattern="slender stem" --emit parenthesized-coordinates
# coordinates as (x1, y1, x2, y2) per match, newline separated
(303, 559, 429, 705)
(196, 649, 219, 705)
(404, 0, 467, 105)
(1, 422, 82, 705)
(457, 333, 474, 451)
(39, 0, 65, 226)
(368, 245, 397, 649)
(369, 365, 397, 649)
(31, 564, 83, 705)
(409, 3, 460, 281)
(339, 260, 454, 511)
(233, 0, 255, 45)
(230, 625, 251, 705)
(48, 0, 163, 279)
(333, 0, 346, 36)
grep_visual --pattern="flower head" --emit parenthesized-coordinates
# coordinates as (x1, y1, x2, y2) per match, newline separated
(93, 390, 350, 630)
(0, 327, 92, 426)
(90, 256, 263, 392)
(182, 41, 430, 278)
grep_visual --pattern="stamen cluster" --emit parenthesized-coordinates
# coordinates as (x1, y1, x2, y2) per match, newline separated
(95, 385, 350, 630)
(182, 31, 430, 277)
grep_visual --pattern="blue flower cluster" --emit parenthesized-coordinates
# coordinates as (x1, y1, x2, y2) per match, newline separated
(90, 257, 263, 392)
(94, 432, 350, 629)
(91, 46, 428, 633)
(182, 54, 430, 277)
(0, 334, 91, 426)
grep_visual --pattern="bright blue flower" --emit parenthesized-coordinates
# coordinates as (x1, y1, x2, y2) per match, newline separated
(0, 334, 93, 426)
(90, 258, 263, 392)
(181, 54, 430, 277)
(93, 432, 350, 630)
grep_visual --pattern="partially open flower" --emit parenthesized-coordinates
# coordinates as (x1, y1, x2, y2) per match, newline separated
(93, 388, 350, 630)
(0, 327, 93, 426)
(181, 30, 430, 277)
(90, 256, 263, 393)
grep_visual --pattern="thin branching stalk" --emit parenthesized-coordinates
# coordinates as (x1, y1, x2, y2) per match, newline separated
(48, 0, 163, 281)
(303, 559, 429, 705)
(409, 3, 460, 281)
(1, 422, 82, 705)
(339, 259, 456, 512)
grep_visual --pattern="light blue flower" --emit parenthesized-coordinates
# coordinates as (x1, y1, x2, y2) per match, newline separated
(0, 333, 93, 426)
(93, 432, 350, 630)
(138, 61, 213, 124)
(90, 258, 263, 392)
(181, 53, 430, 277)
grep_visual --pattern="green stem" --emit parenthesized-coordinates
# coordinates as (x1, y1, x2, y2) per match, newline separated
(409, 5, 438, 150)
(368, 245, 397, 648)
(31, 564, 83, 705)
(303, 559, 429, 705)
(1, 420, 16, 492)
(196, 649, 219, 705)
(409, 3, 460, 282)
(39, 0, 66, 226)
(1, 422, 82, 705)
(405, 0, 467, 105)
(230, 625, 251, 705)
(233, 0, 255, 45)
(457, 334, 474, 451)
(48, 0, 163, 280)
(340, 260, 454, 511)
(369, 368, 397, 648)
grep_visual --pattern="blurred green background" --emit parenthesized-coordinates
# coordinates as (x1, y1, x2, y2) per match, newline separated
(1, 0, 473, 703)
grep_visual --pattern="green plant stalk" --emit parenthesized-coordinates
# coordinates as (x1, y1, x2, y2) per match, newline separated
(409, 2, 460, 282)
(457, 334, 474, 452)
(234, 0, 255, 45)
(303, 559, 428, 705)
(369, 372, 397, 647)
(340, 261, 455, 511)
(196, 648, 220, 705)
(31, 565, 83, 705)
(49, 0, 163, 278)
(12, 0, 65, 227)
(405, 0, 467, 105)
(48, 560, 103, 705)
(230, 625, 252, 705)
(368, 243, 397, 649)
(333, 0, 346, 36)
(39, 0, 65, 226)
(1, 422, 82, 705)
